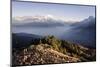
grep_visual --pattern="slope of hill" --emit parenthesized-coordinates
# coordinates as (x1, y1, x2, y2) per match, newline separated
(12, 33, 42, 48)
(12, 44, 80, 66)
(12, 35, 96, 66)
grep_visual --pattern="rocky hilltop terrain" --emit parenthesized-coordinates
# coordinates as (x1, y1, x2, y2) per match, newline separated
(12, 35, 96, 66)
(13, 44, 80, 66)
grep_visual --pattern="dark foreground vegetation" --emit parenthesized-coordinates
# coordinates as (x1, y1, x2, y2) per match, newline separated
(12, 35, 96, 66)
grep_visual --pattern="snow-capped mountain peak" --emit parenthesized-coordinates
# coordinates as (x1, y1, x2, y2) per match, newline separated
(12, 15, 63, 23)
(12, 15, 68, 27)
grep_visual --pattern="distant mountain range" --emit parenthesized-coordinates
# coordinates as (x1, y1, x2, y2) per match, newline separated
(12, 16, 96, 48)
(61, 16, 96, 48)
(70, 16, 96, 29)
(12, 15, 95, 28)
(12, 15, 69, 27)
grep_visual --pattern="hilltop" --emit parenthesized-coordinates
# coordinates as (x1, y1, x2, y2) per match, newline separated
(12, 35, 96, 66)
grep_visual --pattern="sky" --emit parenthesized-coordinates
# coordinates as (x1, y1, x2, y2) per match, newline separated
(12, 1, 95, 21)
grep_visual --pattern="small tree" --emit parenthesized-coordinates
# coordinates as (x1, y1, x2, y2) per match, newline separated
(39, 39, 42, 44)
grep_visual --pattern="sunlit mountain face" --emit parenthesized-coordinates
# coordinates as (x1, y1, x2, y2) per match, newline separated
(12, 15, 75, 27)
(12, 15, 95, 29)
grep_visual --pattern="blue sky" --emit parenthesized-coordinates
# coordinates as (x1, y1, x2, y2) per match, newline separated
(12, 1, 95, 21)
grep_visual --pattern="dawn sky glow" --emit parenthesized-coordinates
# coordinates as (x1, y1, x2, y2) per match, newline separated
(12, 1, 95, 21)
